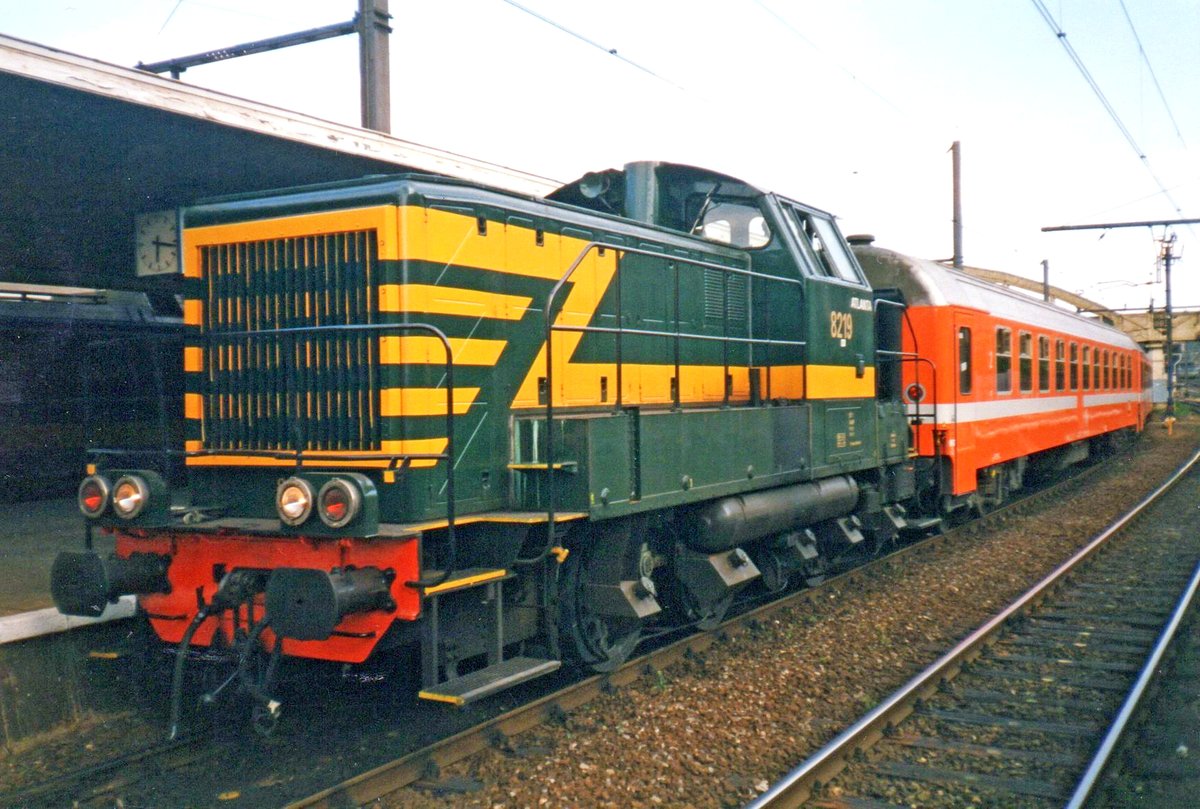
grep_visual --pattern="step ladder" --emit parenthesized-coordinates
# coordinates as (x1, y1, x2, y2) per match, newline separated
(417, 567, 560, 706)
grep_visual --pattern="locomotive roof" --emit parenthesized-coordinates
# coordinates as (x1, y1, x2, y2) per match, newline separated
(853, 243, 1140, 351)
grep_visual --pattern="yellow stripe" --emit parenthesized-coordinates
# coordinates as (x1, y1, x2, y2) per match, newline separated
(186, 439, 450, 469)
(184, 393, 202, 420)
(422, 568, 508, 595)
(512, 362, 809, 409)
(380, 387, 480, 417)
(766, 365, 806, 399)
(183, 206, 400, 277)
(399, 207, 566, 280)
(391, 511, 588, 534)
(184, 346, 204, 373)
(379, 335, 506, 366)
(378, 284, 531, 321)
(806, 365, 876, 399)
(417, 690, 465, 706)
(183, 299, 203, 326)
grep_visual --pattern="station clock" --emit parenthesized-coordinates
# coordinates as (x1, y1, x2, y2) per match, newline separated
(134, 209, 180, 276)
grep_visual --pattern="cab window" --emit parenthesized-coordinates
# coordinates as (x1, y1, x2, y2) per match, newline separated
(694, 201, 771, 249)
(781, 204, 865, 285)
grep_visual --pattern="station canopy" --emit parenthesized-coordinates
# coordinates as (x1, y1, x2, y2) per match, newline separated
(0, 34, 556, 293)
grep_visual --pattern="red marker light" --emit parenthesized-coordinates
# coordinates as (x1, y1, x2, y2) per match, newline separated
(317, 478, 361, 528)
(77, 475, 111, 518)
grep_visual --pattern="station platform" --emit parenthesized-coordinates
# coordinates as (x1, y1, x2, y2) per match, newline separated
(0, 497, 131, 643)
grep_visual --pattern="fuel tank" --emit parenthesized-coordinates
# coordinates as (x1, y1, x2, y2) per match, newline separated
(680, 476, 860, 552)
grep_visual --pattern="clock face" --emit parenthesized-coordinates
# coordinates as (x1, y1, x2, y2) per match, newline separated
(134, 210, 180, 276)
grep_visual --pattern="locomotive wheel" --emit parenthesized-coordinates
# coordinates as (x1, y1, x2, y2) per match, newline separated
(559, 549, 643, 673)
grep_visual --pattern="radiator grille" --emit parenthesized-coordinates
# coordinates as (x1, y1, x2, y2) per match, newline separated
(201, 230, 380, 452)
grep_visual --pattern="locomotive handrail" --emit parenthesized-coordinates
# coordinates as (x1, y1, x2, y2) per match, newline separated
(532, 240, 807, 565)
(873, 297, 937, 457)
(199, 321, 460, 591)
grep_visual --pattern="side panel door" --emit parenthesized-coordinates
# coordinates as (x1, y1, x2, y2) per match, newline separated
(951, 310, 977, 493)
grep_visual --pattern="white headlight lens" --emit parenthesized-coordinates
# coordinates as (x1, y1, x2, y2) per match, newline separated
(111, 475, 149, 519)
(277, 477, 314, 526)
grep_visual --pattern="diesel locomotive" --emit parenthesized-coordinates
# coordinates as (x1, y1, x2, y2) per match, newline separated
(50, 161, 1150, 731)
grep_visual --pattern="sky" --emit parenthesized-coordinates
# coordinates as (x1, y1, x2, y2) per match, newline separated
(3, 0, 1199, 312)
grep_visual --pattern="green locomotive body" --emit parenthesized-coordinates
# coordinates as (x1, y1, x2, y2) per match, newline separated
(54, 162, 915, 720)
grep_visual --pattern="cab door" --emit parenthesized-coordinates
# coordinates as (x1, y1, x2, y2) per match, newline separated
(776, 199, 877, 474)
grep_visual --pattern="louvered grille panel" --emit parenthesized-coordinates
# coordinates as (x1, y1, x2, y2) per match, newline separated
(703, 267, 748, 325)
(201, 230, 380, 452)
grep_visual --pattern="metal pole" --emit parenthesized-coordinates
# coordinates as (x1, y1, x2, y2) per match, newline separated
(358, 0, 392, 133)
(1164, 237, 1175, 416)
(1042, 259, 1050, 302)
(951, 141, 963, 269)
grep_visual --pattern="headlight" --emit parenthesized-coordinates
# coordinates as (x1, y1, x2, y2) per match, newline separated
(318, 478, 362, 528)
(277, 477, 314, 526)
(78, 475, 111, 518)
(111, 475, 150, 520)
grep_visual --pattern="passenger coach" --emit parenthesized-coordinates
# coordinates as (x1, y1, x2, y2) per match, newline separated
(853, 240, 1153, 517)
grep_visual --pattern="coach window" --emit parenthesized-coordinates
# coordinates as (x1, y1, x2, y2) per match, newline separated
(1038, 336, 1050, 392)
(1102, 350, 1110, 389)
(996, 327, 1012, 393)
(1092, 349, 1100, 389)
(1082, 346, 1091, 390)
(959, 327, 972, 394)
(1055, 340, 1066, 390)
(1019, 332, 1032, 392)
(1070, 343, 1079, 390)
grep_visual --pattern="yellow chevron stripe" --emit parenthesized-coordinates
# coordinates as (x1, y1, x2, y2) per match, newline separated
(378, 284, 532, 321)
(379, 335, 506, 366)
(380, 387, 480, 417)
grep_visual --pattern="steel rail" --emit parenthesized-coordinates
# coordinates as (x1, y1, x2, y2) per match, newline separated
(1065, 556, 1200, 807)
(283, 448, 1124, 808)
(747, 445, 1200, 809)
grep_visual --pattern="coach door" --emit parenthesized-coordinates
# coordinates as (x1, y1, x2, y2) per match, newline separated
(951, 313, 976, 476)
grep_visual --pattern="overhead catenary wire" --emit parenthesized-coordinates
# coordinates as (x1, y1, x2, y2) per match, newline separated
(498, 0, 683, 90)
(1030, 0, 1184, 215)
(752, 0, 906, 116)
(1118, 0, 1188, 150)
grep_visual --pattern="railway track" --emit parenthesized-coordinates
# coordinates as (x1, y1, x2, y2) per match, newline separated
(283, 456, 1124, 808)
(0, 448, 1149, 807)
(749, 447, 1200, 809)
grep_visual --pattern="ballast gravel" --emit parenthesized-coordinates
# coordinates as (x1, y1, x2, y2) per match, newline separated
(393, 421, 1200, 809)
